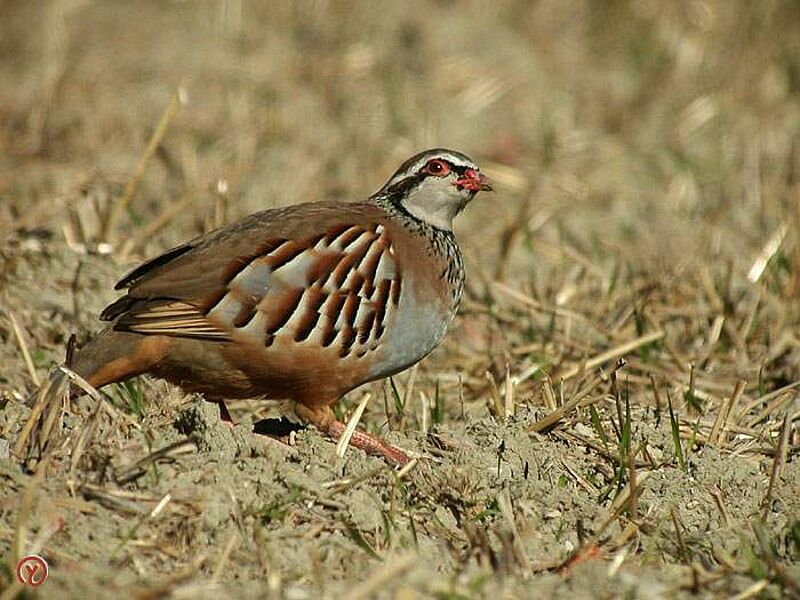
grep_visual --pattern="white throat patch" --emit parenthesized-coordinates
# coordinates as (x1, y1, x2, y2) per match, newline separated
(400, 177, 470, 230)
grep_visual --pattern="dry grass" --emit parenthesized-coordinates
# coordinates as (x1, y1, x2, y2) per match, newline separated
(1, 1, 800, 598)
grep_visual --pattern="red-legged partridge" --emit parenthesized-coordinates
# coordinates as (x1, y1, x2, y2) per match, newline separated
(69, 148, 492, 465)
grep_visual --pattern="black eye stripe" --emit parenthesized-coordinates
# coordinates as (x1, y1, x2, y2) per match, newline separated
(434, 163, 469, 175)
(377, 154, 478, 198)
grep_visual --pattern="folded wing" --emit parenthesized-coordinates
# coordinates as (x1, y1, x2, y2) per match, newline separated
(104, 210, 401, 358)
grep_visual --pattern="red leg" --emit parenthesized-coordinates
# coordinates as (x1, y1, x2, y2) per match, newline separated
(324, 419, 410, 466)
(294, 403, 410, 466)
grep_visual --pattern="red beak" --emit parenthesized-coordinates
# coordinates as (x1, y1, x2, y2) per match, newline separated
(454, 168, 493, 192)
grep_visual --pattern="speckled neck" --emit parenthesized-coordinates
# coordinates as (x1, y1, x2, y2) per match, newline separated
(371, 192, 465, 311)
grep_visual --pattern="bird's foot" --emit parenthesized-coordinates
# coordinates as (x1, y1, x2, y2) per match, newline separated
(324, 420, 411, 467)
(221, 403, 410, 466)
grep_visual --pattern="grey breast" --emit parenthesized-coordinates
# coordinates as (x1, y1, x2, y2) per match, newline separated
(367, 280, 454, 380)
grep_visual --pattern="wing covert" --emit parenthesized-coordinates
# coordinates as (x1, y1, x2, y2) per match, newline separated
(109, 222, 402, 357)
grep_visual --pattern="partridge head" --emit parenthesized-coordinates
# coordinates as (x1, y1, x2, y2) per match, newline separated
(66, 148, 492, 465)
(377, 148, 492, 230)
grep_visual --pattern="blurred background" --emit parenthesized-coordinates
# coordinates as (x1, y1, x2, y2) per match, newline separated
(3, 2, 800, 597)
(0, 0, 800, 436)
(2, 0, 799, 268)
(4, 0, 800, 395)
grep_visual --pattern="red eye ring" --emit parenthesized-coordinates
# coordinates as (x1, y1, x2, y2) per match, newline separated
(424, 159, 450, 177)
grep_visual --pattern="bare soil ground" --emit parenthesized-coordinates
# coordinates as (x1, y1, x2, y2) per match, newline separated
(2, 2, 800, 598)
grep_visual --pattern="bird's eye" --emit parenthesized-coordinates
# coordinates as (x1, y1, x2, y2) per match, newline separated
(424, 159, 450, 176)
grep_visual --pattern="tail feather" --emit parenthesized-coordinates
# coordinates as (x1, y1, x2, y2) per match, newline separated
(69, 329, 168, 390)
(18, 329, 167, 458)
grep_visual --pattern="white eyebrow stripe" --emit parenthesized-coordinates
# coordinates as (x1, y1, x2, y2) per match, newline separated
(398, 153, 476, 180)
(437, 153, 474, 168)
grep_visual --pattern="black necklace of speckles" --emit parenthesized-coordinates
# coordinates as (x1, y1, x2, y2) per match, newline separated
(371, 189, 465, 310)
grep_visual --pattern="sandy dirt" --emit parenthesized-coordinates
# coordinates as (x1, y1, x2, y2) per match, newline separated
(2, 2, 800, 599)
